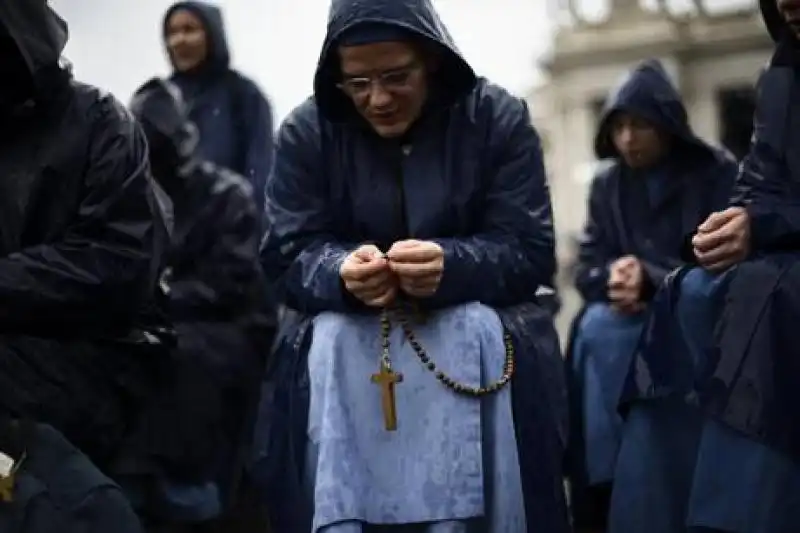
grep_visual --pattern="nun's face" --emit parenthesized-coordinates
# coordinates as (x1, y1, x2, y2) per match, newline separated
(338, 41, 428, 138)
(610, 112, 668, 169)
(777, 0, 800, 38)
(165, 9, 208, 72)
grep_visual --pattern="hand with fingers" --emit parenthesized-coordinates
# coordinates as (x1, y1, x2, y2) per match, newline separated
(607, 255, 646, 314)
(386, 239, 444, 299)
(692, 207, 750, 272)
(339, 244, 398, 307)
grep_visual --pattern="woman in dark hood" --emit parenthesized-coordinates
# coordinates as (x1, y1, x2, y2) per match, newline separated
(0, 0, 169, 472)
(565, 59, 736, 532)
(252, 0, 568, 532)
(162, 1, 274, 225)
(606, 2, 800, 532)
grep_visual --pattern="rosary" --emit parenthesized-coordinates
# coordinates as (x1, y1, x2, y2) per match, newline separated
(371, 303, 516, 431)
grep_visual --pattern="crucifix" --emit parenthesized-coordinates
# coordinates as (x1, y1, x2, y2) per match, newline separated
(371, 363, 403, 431)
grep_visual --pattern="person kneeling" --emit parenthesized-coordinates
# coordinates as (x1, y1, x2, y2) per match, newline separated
(608, 2, 800, 532)
(565, 59, 736, 532)
(252, 0, 569, 531)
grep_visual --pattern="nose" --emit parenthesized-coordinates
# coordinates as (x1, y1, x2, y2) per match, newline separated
(368, 84, 393, 109)
(618, 126, 635, 147)
(167, 31, 187, 49)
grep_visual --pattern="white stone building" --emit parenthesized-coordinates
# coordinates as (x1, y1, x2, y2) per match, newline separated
(527, 0, 773, 338)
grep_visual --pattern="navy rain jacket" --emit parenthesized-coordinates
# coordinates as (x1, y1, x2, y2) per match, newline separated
(163, 1, 274, 222)
(254, 0, 569, 531)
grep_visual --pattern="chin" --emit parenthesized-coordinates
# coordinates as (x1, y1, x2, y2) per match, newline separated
(371, 121, 411, 138)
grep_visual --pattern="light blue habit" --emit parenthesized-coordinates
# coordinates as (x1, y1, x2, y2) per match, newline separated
(304, 302, 526, 532)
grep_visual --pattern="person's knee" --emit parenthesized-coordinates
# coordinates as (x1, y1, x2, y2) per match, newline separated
(678, 267, 718, 303)
(313, 311, 362, 336)
(576, 303, 628, 344)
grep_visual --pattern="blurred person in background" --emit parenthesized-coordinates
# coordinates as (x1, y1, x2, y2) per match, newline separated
(125, 78, 272, 533)
(253, 0, 569, 531)
(162, 1, 274, 224)
(0, 0, 169, 470)
(565, 59, 737, 533)
(607, 1, 800, 532)
(0, 1, 170, 530)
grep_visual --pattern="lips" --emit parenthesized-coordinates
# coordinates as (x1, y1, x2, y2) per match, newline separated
(371, 113, 398, 124)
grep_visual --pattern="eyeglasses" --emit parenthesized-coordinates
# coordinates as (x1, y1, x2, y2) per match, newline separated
(337, 62, 422, 98)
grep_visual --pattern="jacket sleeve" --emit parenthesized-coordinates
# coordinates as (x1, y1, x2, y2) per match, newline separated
(260, 105, 356, 314)
(169, 175, 263, 321)
(574, 172, 619, 302)
(730, 67, 800, 252)
(428, 95, 556, 309)
(242, 83, 275, 223)
(0, 96, 160, 327)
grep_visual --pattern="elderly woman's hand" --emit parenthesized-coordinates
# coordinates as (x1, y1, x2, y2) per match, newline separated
(387, 240, 444, 298)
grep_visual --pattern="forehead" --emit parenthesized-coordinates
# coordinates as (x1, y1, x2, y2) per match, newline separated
(167, 9, 203, 30)
(338, 41, 418, 76)
(610, 111, 653, 127)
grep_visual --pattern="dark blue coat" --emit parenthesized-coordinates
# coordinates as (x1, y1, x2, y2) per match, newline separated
(124, 77, 271, 509)
(625, 1, 800, 458)
(252, 0, 568, 531)
(574, 59, 737, 304)
(163, 1, 274, 221)
(0, 1, 169, 468)
(0, 422, 143, 533)
(565, 59, 737, 517)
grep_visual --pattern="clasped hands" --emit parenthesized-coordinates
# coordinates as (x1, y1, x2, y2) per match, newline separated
(692, 206, 750, 272)
(608, 255, 646, 314)
(340, 240, 444, 307)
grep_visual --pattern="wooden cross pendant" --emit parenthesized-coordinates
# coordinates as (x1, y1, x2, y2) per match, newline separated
(371, 364, 403, 431)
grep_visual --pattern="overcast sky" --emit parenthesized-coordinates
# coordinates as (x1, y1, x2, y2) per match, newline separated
(50, 0, 754, 124)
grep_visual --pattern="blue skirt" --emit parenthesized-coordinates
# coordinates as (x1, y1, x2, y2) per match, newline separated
(570, 303, 645, 485)
(304, 303, 526, 532)
(610, 400, 800, 533)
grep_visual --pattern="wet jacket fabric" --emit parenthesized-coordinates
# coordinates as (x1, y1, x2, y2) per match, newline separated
(0, 2, 169, 467)
(564, 59, 737, 522)
(0, 421, 143, 533)
(574, 60, 737, 303)
(163, 1, 274, 221)
(624, 1, 800, 458)
(253, 1, 568, 531)
(123, 78, 271, 518)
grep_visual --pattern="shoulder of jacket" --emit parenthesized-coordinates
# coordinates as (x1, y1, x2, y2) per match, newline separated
(469, 77, 528, 122)
(71, 81, 137, 132)
(590, 159, 619, 187)
(277, 97, 323, 143)
(227, 70, 267, 98)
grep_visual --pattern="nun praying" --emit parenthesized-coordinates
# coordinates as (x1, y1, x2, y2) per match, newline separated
(254, 1, 570, 531)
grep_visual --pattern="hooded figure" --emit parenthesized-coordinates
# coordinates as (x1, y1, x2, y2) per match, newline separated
(162, 1, 274, 224)
(563, 59, 737, 531)
(605, 2, 800, 533)
(124, 78, 271, 528)
(0, 1, 169, 469)
(253, 0, 568, 532)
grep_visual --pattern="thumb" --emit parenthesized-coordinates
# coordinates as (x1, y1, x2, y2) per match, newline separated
(353, 244, 384, 261)
(697, 211, 728, 233)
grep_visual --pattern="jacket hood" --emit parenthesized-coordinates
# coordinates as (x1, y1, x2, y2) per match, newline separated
(594, 59, 713, 161)
(0, 1, 67, 76)
(313, 0, 476, 121)
(130, 77, 199, 182)
(761, 0, 786, 43)
(163, 1, 230, 74)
